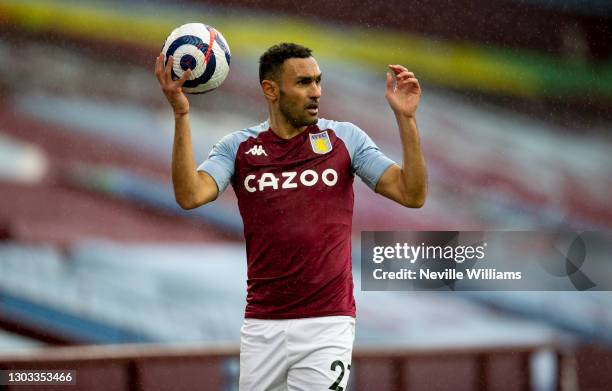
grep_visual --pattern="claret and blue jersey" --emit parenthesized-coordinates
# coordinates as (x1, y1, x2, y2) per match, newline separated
(198, 118, 395, 319)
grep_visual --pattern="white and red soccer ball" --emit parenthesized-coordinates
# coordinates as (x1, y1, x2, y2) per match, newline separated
(162, 23, 231, 94)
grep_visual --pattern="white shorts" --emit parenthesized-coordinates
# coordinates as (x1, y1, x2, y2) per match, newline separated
(239, 315, 355, 391)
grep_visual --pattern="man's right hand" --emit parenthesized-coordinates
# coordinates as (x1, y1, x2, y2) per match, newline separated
(155, 53, 192, 115)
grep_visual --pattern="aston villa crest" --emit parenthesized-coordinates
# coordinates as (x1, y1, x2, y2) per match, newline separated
(309, 131, 333, 155)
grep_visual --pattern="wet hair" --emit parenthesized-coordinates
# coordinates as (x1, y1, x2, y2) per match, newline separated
(258, 43, 313, 84)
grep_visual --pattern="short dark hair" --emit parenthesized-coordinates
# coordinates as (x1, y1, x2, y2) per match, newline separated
(258, 43, 313, 84)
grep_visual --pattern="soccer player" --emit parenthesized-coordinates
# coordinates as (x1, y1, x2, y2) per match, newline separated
(155, 43, 427, 390)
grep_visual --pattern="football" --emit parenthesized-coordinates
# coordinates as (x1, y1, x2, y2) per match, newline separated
(161, 23, 231, 94)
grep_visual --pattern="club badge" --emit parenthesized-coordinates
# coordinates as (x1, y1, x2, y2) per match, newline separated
(309, 131, 333, 155)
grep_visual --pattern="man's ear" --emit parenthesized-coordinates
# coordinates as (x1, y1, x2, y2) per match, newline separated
(261, 79, 279, 102)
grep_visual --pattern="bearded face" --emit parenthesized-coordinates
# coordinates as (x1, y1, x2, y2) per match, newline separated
(276, 57, 321, 128)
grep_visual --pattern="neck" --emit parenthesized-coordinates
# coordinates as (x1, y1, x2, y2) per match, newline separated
(268, 109, 309, 139)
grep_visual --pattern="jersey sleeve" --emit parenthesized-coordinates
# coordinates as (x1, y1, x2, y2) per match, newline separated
(197, 133, 240, 194)
(334, 122, 396, 190)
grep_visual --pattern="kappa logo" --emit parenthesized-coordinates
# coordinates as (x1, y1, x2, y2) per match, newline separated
(245, 145, 268, 156)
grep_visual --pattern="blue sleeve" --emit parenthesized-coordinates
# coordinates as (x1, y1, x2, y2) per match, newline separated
(333, 121, 396, 190)
(197, 132, 243, 194)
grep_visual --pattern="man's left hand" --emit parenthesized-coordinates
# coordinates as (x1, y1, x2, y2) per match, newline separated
(385, 64, 421, 118)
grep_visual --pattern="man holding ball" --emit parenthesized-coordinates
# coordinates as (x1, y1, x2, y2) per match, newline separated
(155, 42, 427, 390)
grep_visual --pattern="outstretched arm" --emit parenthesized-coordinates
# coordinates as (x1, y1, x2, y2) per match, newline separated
(155, 53, 218, 209)
(375, 64, 428, 208)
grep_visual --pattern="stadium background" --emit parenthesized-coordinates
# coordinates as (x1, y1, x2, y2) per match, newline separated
(0, 0, 611, 390)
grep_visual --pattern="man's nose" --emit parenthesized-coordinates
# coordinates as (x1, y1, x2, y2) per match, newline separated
(309, 83, 321, 99)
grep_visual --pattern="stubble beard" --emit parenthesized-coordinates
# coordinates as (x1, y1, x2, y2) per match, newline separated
(279, 89, 318, 127)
